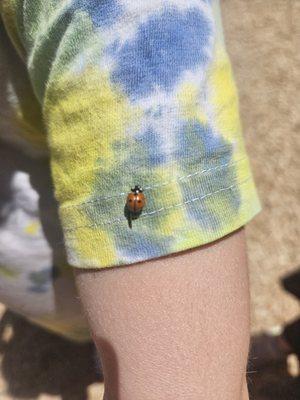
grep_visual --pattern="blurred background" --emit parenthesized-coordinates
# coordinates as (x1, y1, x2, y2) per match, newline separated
(0, 1, 299, 399)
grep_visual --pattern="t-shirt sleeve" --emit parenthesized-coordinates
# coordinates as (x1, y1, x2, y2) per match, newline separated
(4, 0, 261, 268)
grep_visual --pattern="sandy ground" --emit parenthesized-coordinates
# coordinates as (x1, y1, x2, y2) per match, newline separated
(0, 1, 299, 399)
(224, 0, 300, 333)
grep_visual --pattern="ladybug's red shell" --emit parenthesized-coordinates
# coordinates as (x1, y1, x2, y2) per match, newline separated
(126, 192, 146, 213)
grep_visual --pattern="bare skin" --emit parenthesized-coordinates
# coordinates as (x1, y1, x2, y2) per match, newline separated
(75, 228, 250, 400)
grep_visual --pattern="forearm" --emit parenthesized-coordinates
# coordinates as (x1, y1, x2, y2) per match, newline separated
(75, 228, 250, 400)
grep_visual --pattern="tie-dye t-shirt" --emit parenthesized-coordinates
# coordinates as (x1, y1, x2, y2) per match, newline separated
(0, 1, 260, 270)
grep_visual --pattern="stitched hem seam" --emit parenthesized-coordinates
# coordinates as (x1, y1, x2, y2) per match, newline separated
(62, 155, 247, 210)
(63, 175, 251, 232)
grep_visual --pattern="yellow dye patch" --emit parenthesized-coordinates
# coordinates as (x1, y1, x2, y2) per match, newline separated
(161, 206, 188, 234)
(207, 45, 242, 145)
(236, 159, 259, 219)
(177, 83, 208, 124)
(45, 60, 138, 266)
(45, 67, 137, 207)
(172, 225, 206, 251)
(235, 157, 252, 185)
(24, 220, 40, 235)
(151, 169, 186, 230)
(71, 225, 117, 268)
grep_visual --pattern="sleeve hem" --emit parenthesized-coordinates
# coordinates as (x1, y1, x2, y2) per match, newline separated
(59, 156, 261, 269)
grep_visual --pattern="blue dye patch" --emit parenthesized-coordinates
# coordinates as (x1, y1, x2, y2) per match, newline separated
(177, 121, 232, 164)
(191, 201, 221, 229)
(119, 232, 166, 260)
(72, 0, 122, 27)
(111, 7, 212, 98)
(136, 127, 167, 166)
(176, 120, 240, 229)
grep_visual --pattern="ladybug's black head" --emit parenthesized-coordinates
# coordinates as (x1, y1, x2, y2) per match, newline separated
(131, 185, 143, 194)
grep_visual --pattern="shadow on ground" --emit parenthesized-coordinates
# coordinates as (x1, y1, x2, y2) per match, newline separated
(248, 267, 300, 399)
(249, 362, 300, 400)
(0, 310, 101, 400)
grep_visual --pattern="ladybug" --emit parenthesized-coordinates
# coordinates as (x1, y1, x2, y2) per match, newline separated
(125, 185, 146, 228)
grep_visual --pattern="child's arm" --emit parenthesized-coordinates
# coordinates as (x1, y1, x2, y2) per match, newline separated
(1, 1, 260, 397)
(75, 228, 250, 400)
